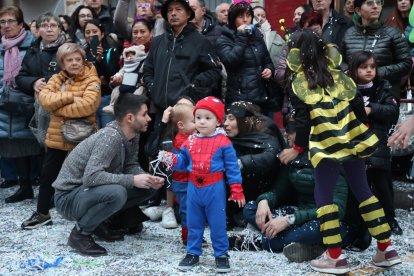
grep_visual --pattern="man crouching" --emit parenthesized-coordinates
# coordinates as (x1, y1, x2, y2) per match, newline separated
(53, 94, 164, 256)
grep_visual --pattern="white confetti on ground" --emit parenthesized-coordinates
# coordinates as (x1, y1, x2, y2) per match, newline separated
(0, 186, 413, 275)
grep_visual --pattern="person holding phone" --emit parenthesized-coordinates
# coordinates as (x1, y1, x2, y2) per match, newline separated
(215, 1, 276, 113)
(83, 18, 120, 128)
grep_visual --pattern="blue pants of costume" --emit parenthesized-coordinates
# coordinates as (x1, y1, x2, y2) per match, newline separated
(243, 201, 351, 252)
(171, 180, 188, 227)
(187, 181, 228, 257)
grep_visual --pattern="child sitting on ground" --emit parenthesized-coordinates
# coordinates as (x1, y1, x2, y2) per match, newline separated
(103, 45, 147, 114)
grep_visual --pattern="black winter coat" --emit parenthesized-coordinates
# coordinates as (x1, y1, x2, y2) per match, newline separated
(216, 26, 275, 109)
(342, 21, 412, 99)
(202, 12, 224, 49)
(16, 39, 61, 96)
(143, 24, 221, 110)
(322, 9, 352, 47)
(359, 80, 399, 169)
(231, 130, 284, 202)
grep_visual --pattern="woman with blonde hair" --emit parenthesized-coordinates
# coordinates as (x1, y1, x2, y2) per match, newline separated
(21, 43, 101, 230)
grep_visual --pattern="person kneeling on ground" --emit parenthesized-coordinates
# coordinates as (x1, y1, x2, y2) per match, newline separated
(53, 94, 164, 256)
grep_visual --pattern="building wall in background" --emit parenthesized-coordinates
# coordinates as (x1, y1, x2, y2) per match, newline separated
(6, 0, 394, 28)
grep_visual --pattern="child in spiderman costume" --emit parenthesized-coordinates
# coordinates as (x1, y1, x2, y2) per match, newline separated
(159, 96, 245, 273)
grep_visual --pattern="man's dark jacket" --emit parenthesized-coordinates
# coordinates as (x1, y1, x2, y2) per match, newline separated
(143, 24, 221, 110)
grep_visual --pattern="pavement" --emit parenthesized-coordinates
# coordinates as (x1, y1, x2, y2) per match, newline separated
(0, 185, 413, 275)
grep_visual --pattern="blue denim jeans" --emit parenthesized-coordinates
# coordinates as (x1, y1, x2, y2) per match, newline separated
(55, 184, 156, 234)
(243, 201, 350, 252)
(97, 95, 115, 128)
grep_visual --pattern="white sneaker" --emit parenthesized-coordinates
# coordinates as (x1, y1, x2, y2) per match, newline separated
(161, 207, 178, 229)
(142, 206, 165, 221)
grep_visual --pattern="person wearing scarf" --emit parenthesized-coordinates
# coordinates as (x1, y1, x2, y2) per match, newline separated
(4, 13, 68, 204)
(0, 6, 36, 198)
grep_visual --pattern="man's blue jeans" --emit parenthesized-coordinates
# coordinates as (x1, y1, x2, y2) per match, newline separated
(243, 201, 350, 252)
(55, 184, 156, 234)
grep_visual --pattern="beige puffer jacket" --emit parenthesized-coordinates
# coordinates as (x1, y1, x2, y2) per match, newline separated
(39, 63, 101, 151)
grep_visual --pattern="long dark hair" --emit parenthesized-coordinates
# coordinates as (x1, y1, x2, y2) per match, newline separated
(131, 18, 154, 41)
(82, 18, 112, 50)
(289, 29, 333, 89)
(384, 0, 414, 33)
(58, 14, 74, 33)
(71, 5, 97, 31)
(299, 10, 322, 29)
(348, 50, 378, 84)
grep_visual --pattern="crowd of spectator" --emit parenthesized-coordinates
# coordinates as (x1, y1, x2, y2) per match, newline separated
(0, 0, 413, 274)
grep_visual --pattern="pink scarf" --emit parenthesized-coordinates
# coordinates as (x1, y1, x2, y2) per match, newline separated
(2, 28, 27, 87)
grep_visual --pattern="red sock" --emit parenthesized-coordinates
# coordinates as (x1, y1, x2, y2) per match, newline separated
(377, 241, 391, 251)
(181, 226, 188, 245)
(327, 247, 342, 259)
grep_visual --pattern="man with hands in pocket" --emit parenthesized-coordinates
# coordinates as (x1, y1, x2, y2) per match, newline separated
(52, 94, 164, 256)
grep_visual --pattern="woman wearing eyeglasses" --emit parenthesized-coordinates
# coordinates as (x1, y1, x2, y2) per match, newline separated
(342, 0, 412, 99)
(0, 6, 38, 200)
(69, 5, 97, 48)
(3, 13, 68, 204)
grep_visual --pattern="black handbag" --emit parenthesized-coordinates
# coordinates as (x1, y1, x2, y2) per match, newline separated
(0, 86, 35, 115)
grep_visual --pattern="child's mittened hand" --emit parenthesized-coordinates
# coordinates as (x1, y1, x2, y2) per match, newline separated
(158, 151, 175, 168)
(228, 183, 245, 207)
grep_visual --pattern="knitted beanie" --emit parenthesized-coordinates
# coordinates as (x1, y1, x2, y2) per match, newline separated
(194, 96, 225, 123)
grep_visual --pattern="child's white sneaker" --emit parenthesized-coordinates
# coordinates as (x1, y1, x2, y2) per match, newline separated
(142, 206, 164, 221)
(161, 207, 178, 229)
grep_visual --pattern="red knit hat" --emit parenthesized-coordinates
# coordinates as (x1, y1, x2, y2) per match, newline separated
(194, 96, 225, 123)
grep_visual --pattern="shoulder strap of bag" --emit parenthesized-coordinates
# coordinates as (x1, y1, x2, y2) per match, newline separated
(48, 54, 58, 75)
